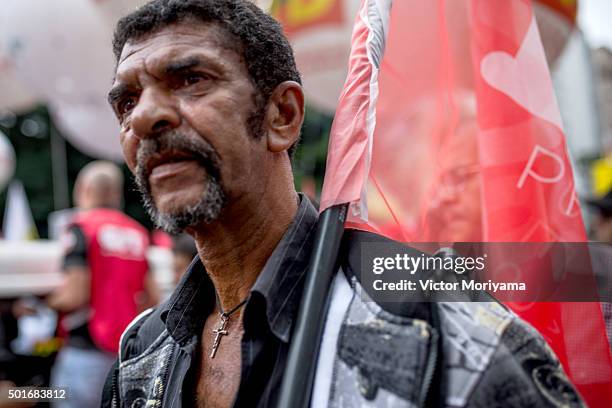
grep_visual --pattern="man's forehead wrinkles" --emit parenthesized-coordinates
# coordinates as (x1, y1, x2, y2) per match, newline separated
(113, 57, 143, 89)
(119, 40, 234, 75)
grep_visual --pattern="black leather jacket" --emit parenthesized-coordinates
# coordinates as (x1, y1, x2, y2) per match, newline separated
(102, 230, 585, 407)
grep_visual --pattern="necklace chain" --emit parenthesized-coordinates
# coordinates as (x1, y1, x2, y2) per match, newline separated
(219, 297, 248, 318)
(214, 290, 249, 317)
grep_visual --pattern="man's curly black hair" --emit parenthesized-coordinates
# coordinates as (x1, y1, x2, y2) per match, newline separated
(112, 0, 302, 157)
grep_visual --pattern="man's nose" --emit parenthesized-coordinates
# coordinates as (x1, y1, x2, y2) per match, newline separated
(130, 88, 180, 138)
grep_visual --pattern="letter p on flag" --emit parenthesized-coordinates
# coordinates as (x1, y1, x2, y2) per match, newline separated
(517, 145, 565, 189)
(320, 0, 612, 405)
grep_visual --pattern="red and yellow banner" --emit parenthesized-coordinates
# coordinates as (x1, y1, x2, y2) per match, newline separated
(271, 0, 344, 34)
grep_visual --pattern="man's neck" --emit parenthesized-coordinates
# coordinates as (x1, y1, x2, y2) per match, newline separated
(190, 187, 299, 313)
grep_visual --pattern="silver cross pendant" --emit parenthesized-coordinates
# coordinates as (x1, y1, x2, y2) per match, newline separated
(210, 315, 229, 359)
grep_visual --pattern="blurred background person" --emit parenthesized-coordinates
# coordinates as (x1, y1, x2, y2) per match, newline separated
(46, 161, 158, 408)
(420, 95, 482, 243)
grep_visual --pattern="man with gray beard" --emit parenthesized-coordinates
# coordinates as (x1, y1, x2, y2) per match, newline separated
(104, 1, 309, 406)
(102, 1, 584, 407)
(133, 130, 227, 234)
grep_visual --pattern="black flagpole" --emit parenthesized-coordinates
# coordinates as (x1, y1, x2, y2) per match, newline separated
(277, 203, 348, 408)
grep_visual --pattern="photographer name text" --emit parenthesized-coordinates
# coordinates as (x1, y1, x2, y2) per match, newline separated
(371, 254, 526, 293)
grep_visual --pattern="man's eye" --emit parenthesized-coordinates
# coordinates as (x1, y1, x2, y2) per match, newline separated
(118, 97, 137, 115)
(182, 73, 209, 87)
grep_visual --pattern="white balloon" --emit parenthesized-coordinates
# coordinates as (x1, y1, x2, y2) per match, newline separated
(0, 130, 16, 191)
(50, 99, 124, 161)
(0, 0, 123, 161)
(0, 24, 40, 112)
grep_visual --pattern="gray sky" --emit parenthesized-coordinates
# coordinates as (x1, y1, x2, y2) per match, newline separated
(579, 0, 612, 49)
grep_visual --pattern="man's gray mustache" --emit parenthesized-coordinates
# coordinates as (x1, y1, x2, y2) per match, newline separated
(134, 132, 222, 185)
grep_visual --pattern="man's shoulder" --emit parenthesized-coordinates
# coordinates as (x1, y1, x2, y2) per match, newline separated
(330, 277, 584, 406)
(102, 300, 178, 408)
(118, 303, 169, 362)
(334, 230, 584, 406)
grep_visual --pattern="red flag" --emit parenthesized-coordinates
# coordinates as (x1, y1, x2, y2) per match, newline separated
(320, 0, 612, 405)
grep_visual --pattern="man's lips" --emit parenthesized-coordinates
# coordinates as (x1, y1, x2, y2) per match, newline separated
(149, 160, 200, 181)
(143, 151, 201, 181)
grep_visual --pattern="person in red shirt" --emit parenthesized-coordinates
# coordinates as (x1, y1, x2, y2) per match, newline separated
(47, 161, 159, 408)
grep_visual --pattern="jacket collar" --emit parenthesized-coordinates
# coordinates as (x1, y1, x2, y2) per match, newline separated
(160, 194, 319, 344)
(249, 193, 318, 342)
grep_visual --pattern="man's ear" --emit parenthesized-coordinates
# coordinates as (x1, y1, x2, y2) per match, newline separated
(264, 81, 305, 154)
